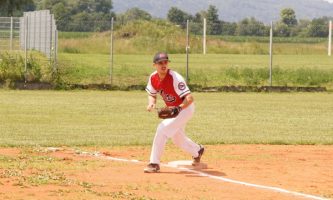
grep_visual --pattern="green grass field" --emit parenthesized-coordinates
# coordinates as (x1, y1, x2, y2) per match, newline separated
(55, 22, 333, 88)
(58, 22, 329, 55)
(0, 90, 332, 147)
(58, 53, 333, 88)
(2, 22, 333, 88)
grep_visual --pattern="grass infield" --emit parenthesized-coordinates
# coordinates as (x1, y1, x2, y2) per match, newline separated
(0, 90, 332, 146)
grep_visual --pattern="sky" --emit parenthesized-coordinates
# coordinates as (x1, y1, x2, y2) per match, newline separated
(323, 0, 333, 2)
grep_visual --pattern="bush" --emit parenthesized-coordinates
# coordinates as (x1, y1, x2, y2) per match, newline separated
(0, 52, 45, 83)
(0, 52, 24, 81)
(62, 47, 81, 54)
(293, 68, 333, 86)
(221, 67, 332, 87)
(25, 54, 42, 82)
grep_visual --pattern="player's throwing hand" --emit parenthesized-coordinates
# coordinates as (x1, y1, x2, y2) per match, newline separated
(146, 103, 156, 112)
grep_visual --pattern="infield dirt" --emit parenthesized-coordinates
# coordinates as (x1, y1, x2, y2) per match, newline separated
(0, 145, 332, 200)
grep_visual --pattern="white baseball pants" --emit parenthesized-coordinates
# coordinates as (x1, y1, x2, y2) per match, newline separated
(149, 103, 201, 164)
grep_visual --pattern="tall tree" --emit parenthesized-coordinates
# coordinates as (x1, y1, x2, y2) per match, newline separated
(307, 17, 329, 37)
(118, 7, 152, 24)
(236, 17, 268, 36)
(274, 22, 291, 37)
(0, 0, 34, 16)
(167, 7, 191, 28)
(280, 8, 298, 27)
(73, 0, 112, 14)
(221, 21, 237, 35)
(35, 0, 114, 31)
(206, 5, 221, 35)
(193, 12, 205, 24)
(94, 0, 113, 13)
(190, 11, 205, 35)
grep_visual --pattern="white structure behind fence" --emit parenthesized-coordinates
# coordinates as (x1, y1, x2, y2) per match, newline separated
(20, 10, 58, 59)
(0, 10, 57, 61)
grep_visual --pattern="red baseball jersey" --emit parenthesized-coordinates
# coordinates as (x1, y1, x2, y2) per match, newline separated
(146, 69, 191, 107)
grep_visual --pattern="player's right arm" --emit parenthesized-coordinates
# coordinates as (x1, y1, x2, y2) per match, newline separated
(146, 72, 157, 112)
(147, 95, 157, 112)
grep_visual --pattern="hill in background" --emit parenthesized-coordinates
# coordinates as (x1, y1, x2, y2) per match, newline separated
(112, 0, 333, 23)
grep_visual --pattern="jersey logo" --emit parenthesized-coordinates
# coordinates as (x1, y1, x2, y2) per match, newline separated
(178, 82, 186, 90)
(160, 90, 176, 103)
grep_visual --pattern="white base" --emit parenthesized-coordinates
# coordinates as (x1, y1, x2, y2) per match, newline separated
(167, 160, 208, 169)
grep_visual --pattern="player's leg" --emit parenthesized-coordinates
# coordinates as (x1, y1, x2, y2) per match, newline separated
(172, 127, 201, 158)
(148, 104, 195, 164)
(149, 128, 168, 164)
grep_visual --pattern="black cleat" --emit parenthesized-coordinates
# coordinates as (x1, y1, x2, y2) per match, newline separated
(144, 163, 160, 173)
(192, 145, 205, 166)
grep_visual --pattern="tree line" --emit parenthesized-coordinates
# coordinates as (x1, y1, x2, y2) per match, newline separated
(0, 0, 114, 31)
(0, 0, 331, 37)
(166, 5, 332, 37)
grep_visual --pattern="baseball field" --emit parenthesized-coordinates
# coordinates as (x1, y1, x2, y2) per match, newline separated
(0, 90, 332, 199)
(1, 21, 333, 199)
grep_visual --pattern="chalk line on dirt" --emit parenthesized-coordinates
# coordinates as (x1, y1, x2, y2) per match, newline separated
(77, 150, 328, 200)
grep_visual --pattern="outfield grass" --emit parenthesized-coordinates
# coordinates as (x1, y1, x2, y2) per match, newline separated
(0, 90, 332, 146)
(58, 25, 329, 55)
(55, 22, 333, 88)
(58, 53, 333, 88)
(214, 36, 327, 43)
(59, 35, 329, 55)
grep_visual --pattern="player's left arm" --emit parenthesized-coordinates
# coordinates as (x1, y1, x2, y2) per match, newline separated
(179, 93, 193, 110)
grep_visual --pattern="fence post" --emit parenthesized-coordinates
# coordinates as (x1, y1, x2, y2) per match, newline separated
(33, 11, 37, 50)
(329, 20, 332, 56)
(203, 18, 206, 55)
(10, 17, 13, 50)
(110, 17, 114, 86)
(44, 11, 47, 54)
(49, 14, 53, 60)
(54, 29, 58, 72)
(186, 19, 190, 83)
(269, 21, 273, 87)
(24, 15, 28, 84)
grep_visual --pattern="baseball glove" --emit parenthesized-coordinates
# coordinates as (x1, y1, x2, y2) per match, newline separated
(157, 106, 181, 119)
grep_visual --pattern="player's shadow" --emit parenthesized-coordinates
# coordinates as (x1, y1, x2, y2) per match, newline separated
(161, 168, 226, 177)
(186, 168, 226, 177)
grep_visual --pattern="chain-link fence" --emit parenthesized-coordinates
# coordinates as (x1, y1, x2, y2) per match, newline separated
(0, 17, 20, 51)
(52, 18, 332, 89)
(0, 11, 58, 85)
(1, 16, 332, 89)
(0, 10, 58, 60)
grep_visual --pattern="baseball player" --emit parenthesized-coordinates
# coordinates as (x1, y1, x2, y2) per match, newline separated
(144, 52, 204, 173)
